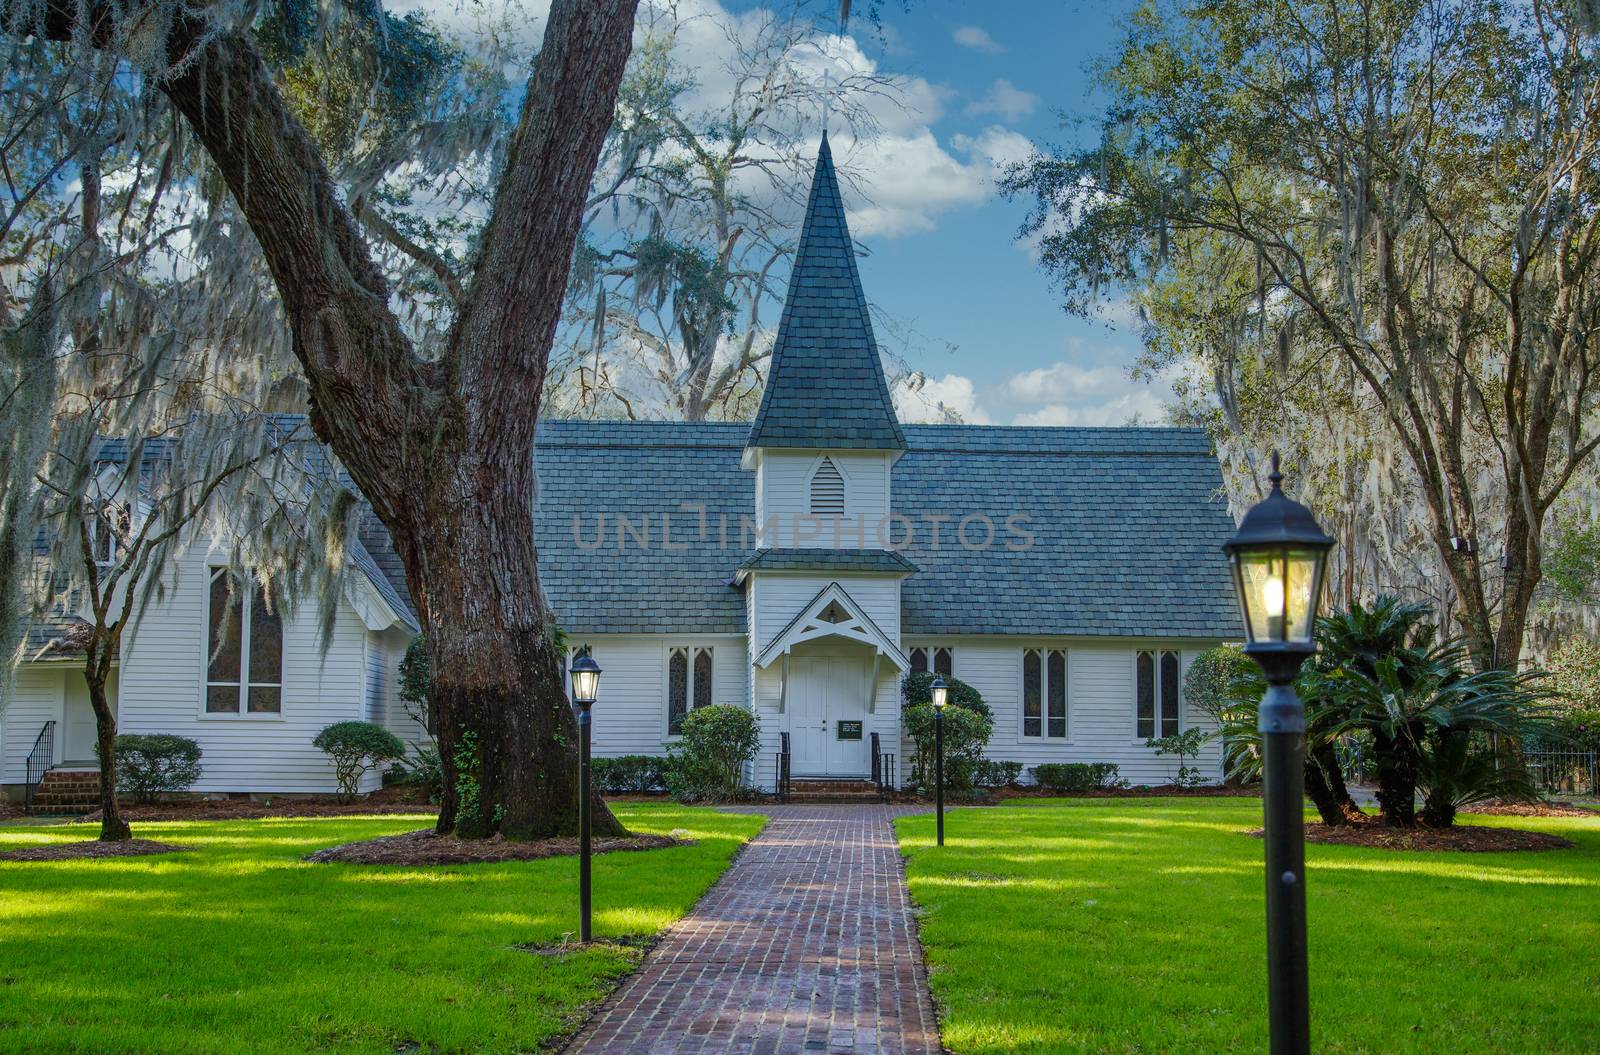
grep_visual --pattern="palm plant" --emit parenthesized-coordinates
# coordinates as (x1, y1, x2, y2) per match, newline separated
(1219, 658, 1365, 825)
(1318, 627, 1555, 827)
(1225, 597, 1554, 828)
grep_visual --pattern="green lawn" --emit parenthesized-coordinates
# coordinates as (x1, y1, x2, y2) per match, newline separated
(897, 797, 1600, 1055)
(0, 805, 764, 1055)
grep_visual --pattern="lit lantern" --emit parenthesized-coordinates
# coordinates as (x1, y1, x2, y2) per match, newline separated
(1222, 455, 1334, 659)
(570, 654, 602, 708)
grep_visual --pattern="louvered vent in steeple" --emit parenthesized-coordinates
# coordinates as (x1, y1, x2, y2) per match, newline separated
(810, 458, 845, 515)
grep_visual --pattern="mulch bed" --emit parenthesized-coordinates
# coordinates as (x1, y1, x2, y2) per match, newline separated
(981, 784, 1258, 803)
(1466, 800, 1599, 818)
(80, 787, 439, 823)
(1251, 822, 1574, 853)
(0, 838, 191, 862)
(518, 933, 657, 958)
(303, 828, 681, 865)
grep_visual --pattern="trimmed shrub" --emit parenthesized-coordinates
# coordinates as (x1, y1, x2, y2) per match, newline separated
(666, 705, 760, 803)
(974, 759, 1024, 788)
(313, 721, 408, 800)
(115, 734, 203, 803)
(594, 754, 668, 794)
(902, 674, 993, 795)
(902, 671, 992, 718)
(1032, 762, 1123, 793)
(1184, 644, 1257, 725)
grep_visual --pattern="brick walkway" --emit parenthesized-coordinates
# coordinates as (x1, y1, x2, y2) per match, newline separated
(563, 804, 941, 1055)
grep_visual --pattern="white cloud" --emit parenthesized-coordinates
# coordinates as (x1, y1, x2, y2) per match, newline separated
(849, 126, 1033, 237)
(398, 0, 1026, 243)
(997, 353, 1180, 427)
(965, 79, 1039, 122)
(1005, 361, 1133, 404)
(1013, 390, 1168, 427)
(894, 373, 994, 424)
(952, 25, 1005, 54)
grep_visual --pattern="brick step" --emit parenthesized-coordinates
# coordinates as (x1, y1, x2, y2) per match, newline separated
(788, 780, 884, 804)
(35, 781, 99, 793)
(28, 798, 99, 813)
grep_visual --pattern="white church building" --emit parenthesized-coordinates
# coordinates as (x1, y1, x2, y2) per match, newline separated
(2, 137, 1239, 804)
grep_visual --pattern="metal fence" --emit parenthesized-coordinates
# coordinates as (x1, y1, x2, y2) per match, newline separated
(1525, 750, 1599, 797)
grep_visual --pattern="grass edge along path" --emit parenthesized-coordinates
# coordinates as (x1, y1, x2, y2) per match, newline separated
(0, 803, 766, 1055)
(896, 796, 1600, 1055)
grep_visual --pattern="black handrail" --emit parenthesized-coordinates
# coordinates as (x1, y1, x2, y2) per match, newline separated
(871, 732, 896, 802)
(776, 731, 791, 803)
(24, 721, 55, 811)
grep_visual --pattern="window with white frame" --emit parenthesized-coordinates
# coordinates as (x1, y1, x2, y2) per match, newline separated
(1022, 648, 1068, 738)
(1136, 649, 1182, 739)
(205, 567, 282, 714)
(908, 646, 953, 677)
(667, 645, 714, 734)
(810, 457, 845, 515)
(90, 503, 130, 568)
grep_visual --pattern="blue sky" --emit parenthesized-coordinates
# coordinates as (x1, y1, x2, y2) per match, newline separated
(732, 0, 1159, 426)
(401, 0, 1158, 425)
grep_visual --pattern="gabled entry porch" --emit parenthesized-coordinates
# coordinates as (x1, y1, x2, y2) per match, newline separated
(752, 582, 908, 781)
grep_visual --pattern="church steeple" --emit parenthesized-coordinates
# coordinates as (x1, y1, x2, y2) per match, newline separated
(746, 134, 905, 453)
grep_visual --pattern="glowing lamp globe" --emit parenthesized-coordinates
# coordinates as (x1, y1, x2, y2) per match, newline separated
(1222, 455, 1334, 658)
(570, 654, 602, 708)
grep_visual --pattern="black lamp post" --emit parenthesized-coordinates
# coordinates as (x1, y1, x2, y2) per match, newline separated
(931, 676, 949, 846)
(569, 653, 602, 944)
(1222, 453, 1334, 1055)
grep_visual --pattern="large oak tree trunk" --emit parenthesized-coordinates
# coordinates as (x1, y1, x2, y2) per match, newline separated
(21, 0, 641, 838)
(401, 463, 625, 839)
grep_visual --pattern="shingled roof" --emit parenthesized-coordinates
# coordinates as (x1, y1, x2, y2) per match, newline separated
(745, 134, 906, 452)
(521, 420, 1239, 639)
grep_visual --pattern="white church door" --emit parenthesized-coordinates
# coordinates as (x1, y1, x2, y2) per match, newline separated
(63, 670, 115, 765)
(789, 647, 872, 777)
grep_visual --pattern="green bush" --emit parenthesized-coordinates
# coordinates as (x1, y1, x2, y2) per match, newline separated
(902, 674, 993, 795)
(1184, 644, 1258, 724)
(385, 743, 443, 801)
(594, 755, 668, 794)
(115, 734, 203, 803)
(1145, 728, 1212, 787)
(665, 705, 760, 803)
(902, 671, 992, 718)
(974, 759, 1024, 788)
(1032, 762, 1123, 792)
(1556, 709, 1600, 751)
(313, 721, 408, 801)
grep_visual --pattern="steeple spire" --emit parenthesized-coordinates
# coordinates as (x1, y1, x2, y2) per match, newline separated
(746, 134, 906, 452)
